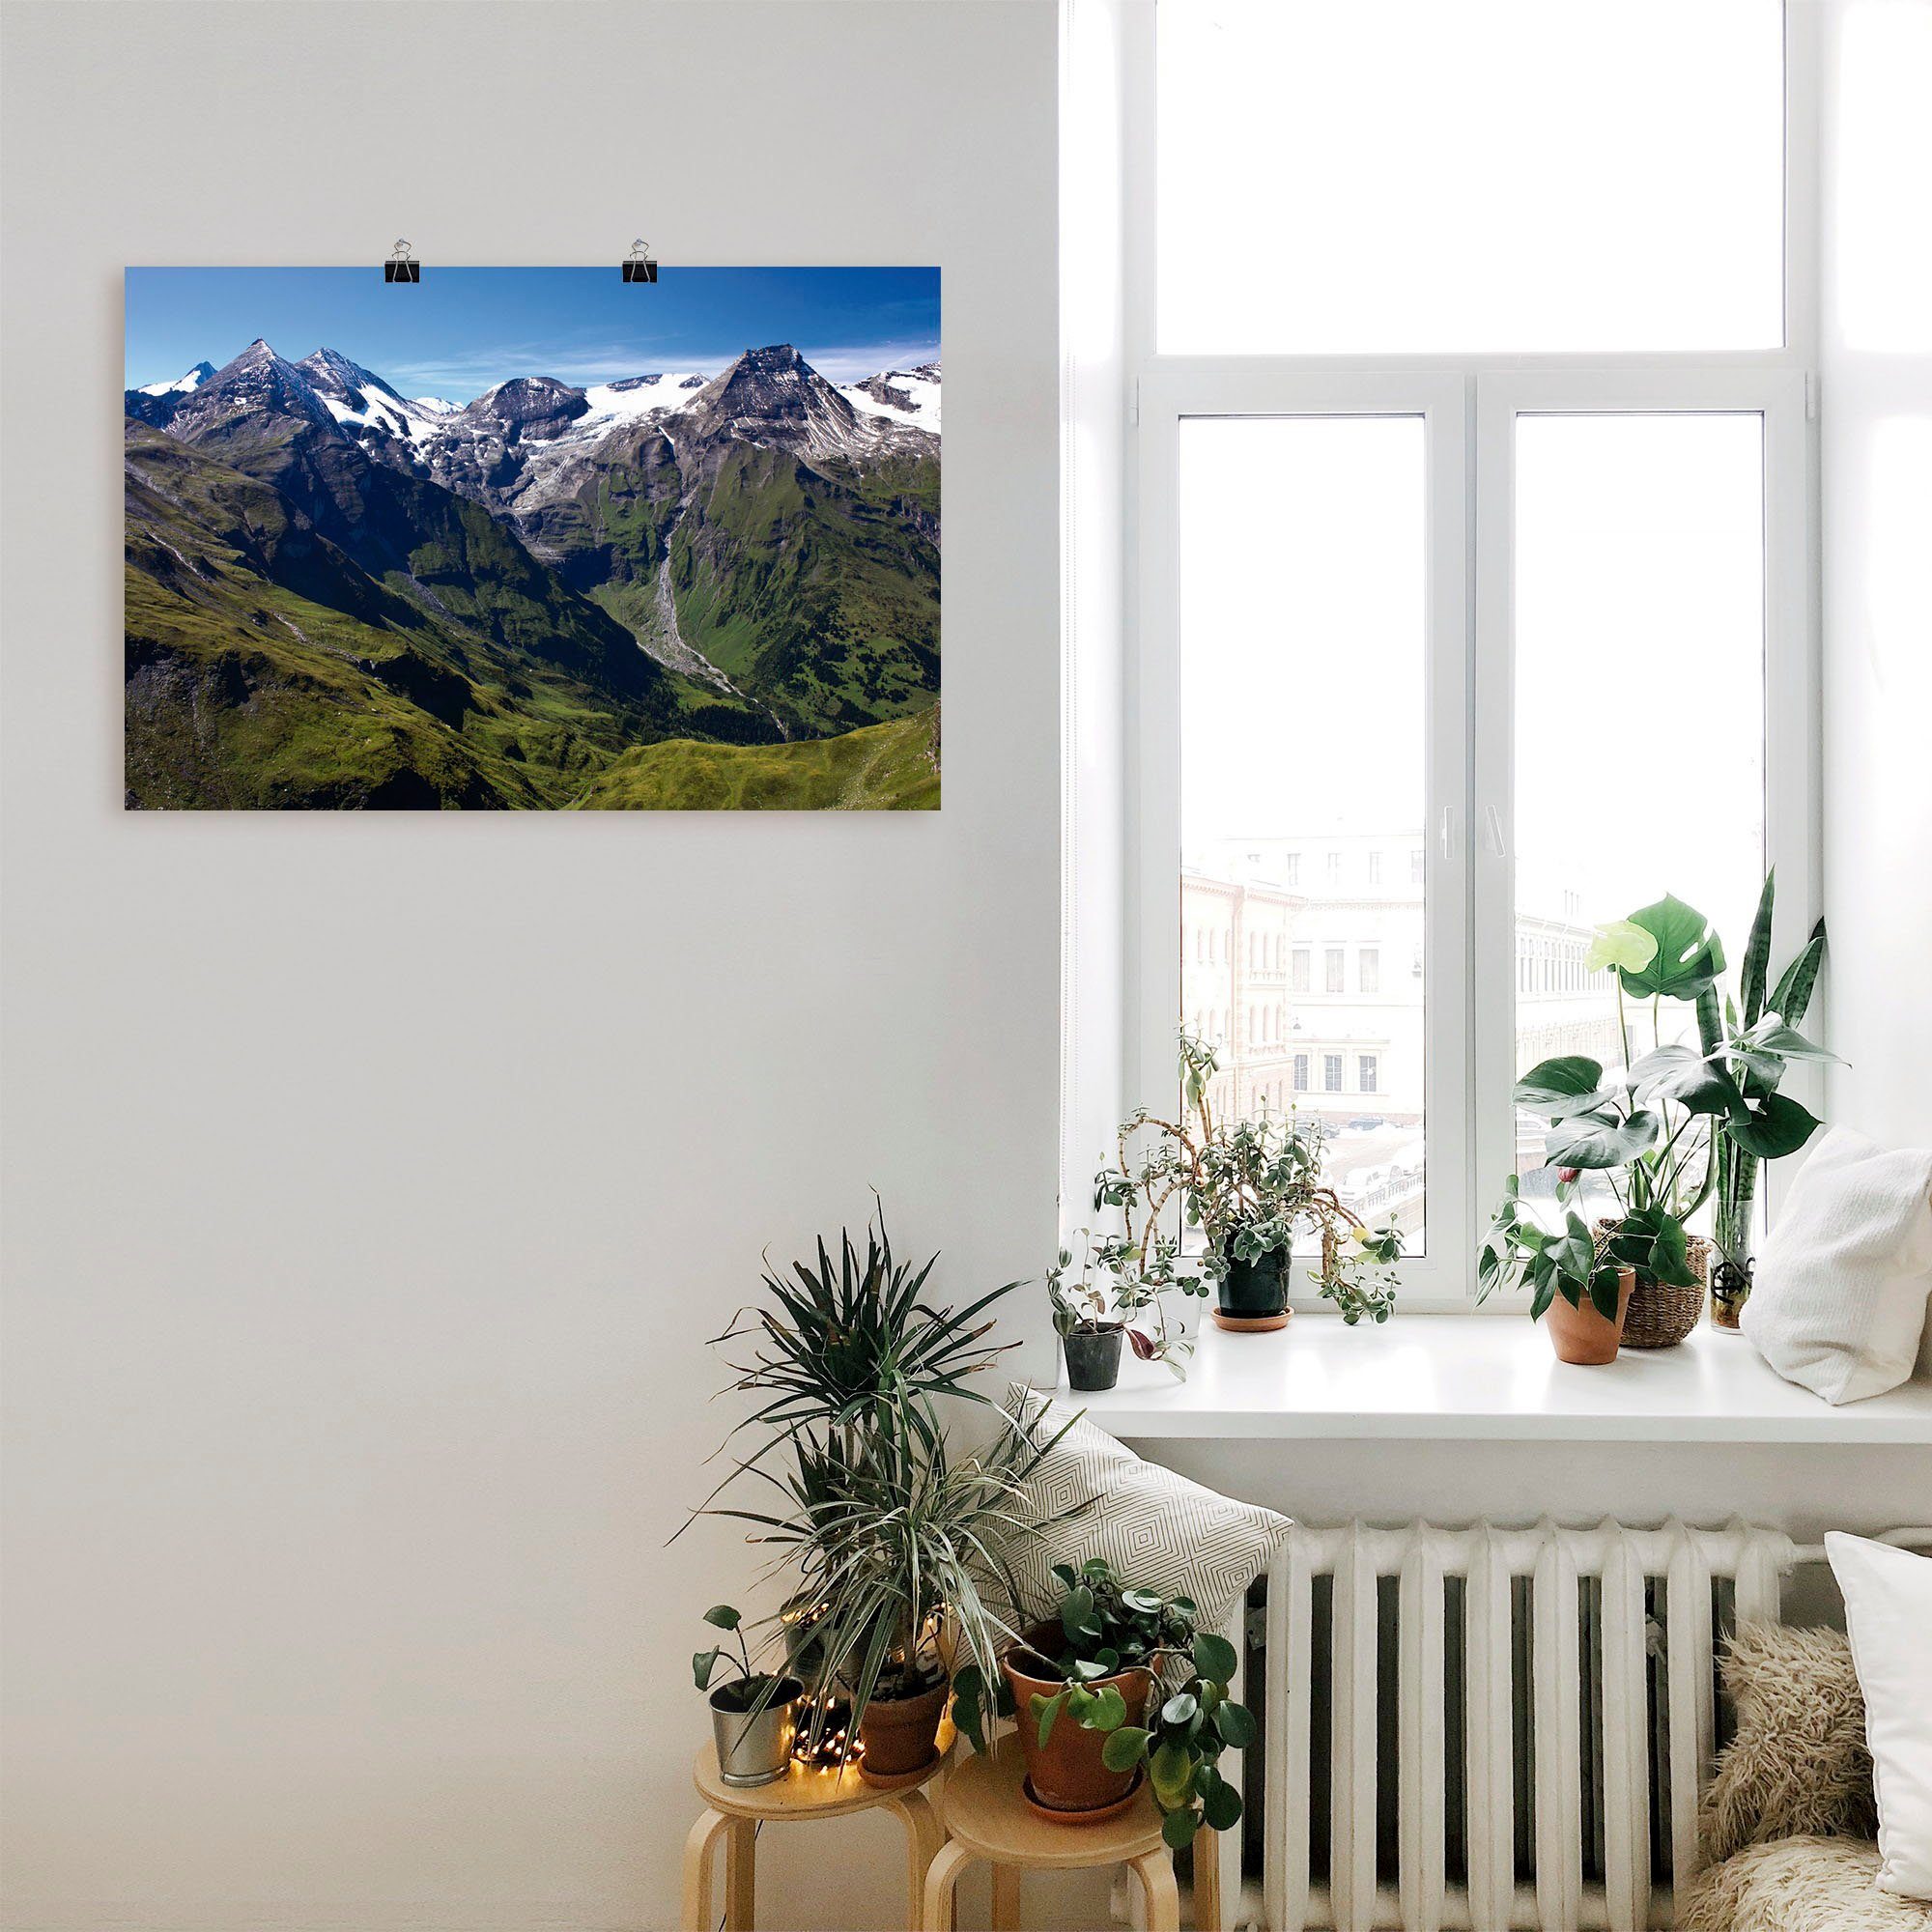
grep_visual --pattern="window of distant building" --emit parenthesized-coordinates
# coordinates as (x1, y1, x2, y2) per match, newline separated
(1368, 851, 1381, 885)
(1359, 1054, 1378, 1094)
(1324, 948, 1345, 993)
(1292, 948, 1310, 993)
(1293, 1053, 1309, 1091)
(1360, 948, 1379, 995)
(1323, 1054, 1344, 1093)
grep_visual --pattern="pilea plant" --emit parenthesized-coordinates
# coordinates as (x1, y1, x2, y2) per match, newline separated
(953, 1559, 1254, 1849)
(1089, 1032, 1403, 1344)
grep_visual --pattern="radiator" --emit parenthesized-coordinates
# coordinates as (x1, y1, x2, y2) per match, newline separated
(1251, 1518, 1793, 1932)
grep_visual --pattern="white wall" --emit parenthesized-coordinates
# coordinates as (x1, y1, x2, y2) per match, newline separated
(1819, 0, 1932, 1158)
(0, 5, 1060, 1928)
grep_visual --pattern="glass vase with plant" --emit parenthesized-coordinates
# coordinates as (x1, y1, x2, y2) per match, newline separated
(1699, 871, 1831, 1322)
(1092, 1032, 1402, 1347)
(952, 1557, 1254, 1844)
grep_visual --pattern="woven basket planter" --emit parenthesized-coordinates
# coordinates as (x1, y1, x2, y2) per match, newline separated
(1597, 1219, 1708, 1349)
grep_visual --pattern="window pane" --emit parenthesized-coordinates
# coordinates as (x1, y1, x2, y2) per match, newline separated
(1158, 0, 1784, 353)
(1513, 412, 1766, 1205)
(1180, 415, 1427, 1244)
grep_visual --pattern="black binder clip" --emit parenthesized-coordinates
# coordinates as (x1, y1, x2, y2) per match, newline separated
(621, 239, 658, 284)
(384, 240, 420, 285)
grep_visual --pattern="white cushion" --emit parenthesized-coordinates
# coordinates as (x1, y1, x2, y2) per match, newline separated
(1826, 1532, 1932, 1899)
(1741, 1126, 1932, 1405)
(995, 1384, 1290, 1638)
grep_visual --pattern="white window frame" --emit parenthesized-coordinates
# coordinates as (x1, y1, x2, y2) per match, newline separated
(1118, 1, 1821, 1311)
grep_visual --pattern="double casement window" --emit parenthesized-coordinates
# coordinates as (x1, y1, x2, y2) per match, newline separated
(1123, 0, 1815, 1308)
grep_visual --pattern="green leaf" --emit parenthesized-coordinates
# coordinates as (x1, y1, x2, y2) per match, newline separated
(702, 1605, 742, 1632)
(693, 1647, 721, 1690)
(1629, 1044, 1745, 1120)
(1214, 1700, 1258, 1748)
(1620, 895, 1726, 1001)
(1739, 871, 1776, 1028)
(1032, 1691, 1062, 1749)
(1203, 1778, 1244, 1832)
(1729, 1094, 1822, 1160)
(1191, 1632, 1237, 1684)
(1088, 1685, 1129, 1733)
(1100, 1725, 1151, 1773)
(1149, 1740, 1194, 1807)
(1739, 1019, 1841, 1066)
(1514, 1057, 1610, 1120)
(1122, 1588, 1165, 1614)
(1767, 923, 1826, 1028)
(1543, 1109, 1662, 1171)
(1162, 1691, 1200, 1729)
(1161, 1805, 1200, 1850)
(1585, 919, 1660, 976)
(1589, 1263, 1625, 1321)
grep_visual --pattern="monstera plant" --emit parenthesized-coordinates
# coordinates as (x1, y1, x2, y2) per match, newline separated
(1507, 886, 1833, 1321)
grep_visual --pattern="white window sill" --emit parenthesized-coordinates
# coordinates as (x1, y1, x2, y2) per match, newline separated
(1058, 1313, 1932, 1445)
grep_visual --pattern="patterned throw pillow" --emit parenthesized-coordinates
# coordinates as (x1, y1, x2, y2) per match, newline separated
(993, 1384, 1292, 1640)
(1698, 1621, 1879, 1867)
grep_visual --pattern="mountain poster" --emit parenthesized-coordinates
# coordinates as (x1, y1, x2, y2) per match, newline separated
(124, 267, 941, 810)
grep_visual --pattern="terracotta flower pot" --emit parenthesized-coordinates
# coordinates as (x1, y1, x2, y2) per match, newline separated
(856, 1678, 948, 1783)
(1000, 1623, 1154, 1815)
(1543, 1266, 1635, 1365)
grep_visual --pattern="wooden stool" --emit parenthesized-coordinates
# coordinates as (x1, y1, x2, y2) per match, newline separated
(919, 1739, 1219, 1932)
(682, 1742, 945, 1931)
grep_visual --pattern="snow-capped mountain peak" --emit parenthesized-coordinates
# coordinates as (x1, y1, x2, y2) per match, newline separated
(838, 363, 941, 436)
(136, 360, 216, 398)
(295, 347, 453, 443)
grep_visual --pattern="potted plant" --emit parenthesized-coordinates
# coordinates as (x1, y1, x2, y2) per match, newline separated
(685, 1210, 1081, 1782)
(1701, 872, 1831, 1325)
(1046, 1230, 1157, 1392)
(1548, 890, 1835, 1335)
(694, 1603, 805, 1787)
(952, 1558, 1254, 1845)
(1092, 1033, 1402, 1346)
(1478, 1175, 1635, 1364)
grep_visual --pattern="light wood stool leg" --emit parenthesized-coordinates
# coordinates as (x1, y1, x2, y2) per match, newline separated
(921, 1839, 977, 1932)
(681, 1807, 733, 1932)
(1130, 1850, 1182, 1932)
(886, 1789, 944, 1931)
(990, 1863, 1021, 1930)
(724, 1816, 755, 1931)
(1192, 1827, 1222, 1932)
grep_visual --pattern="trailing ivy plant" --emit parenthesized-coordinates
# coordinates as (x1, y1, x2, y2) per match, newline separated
(1086, 1033, 1404, 1358)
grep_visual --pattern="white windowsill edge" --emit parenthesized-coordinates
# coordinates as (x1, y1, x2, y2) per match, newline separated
(1052, 1313, 1932, 1445)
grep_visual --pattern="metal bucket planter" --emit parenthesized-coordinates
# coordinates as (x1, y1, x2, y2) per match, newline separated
(710, 1674, 804, 1786)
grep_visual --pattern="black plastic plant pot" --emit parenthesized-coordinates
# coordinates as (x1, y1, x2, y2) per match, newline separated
(1216, 1242, 1291, 1320)
(1062, 1324, 1124, 1391)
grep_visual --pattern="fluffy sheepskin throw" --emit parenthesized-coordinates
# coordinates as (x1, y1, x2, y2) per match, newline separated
(1679, 1835, 1932, 1931)
(1699, 1622, 1879, 1865)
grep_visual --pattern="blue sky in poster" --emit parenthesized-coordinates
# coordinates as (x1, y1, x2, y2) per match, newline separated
(125, 266, 942, 401)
